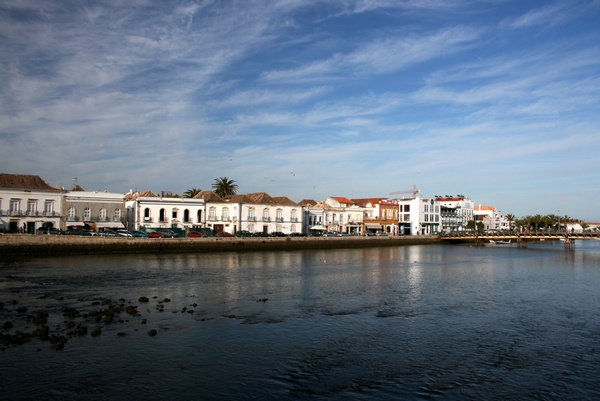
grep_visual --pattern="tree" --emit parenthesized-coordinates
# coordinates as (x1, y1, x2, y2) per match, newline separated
(212, 177, 238, 197)
(183, 188, 201, 198)
(505, 214, 515, 231)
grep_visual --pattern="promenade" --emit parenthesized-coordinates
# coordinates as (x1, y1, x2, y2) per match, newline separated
(0, 234, 441, 262)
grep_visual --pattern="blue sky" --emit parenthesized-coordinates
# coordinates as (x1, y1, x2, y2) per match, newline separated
(1, 1, 599, 220)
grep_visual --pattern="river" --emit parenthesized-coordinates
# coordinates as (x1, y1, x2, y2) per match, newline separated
(1, 240, 600, 400)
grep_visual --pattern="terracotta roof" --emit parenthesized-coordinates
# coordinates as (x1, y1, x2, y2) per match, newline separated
(352, 198, 385, 207)
(330, 196, 354, 205)
(298, 199, 317, 206)
(71, 184, 85, 191)
(272, 196, 299, 206)
(194, 190, 225, 202)
(0, 173, 60, 191)
(474, 205, 495, 211)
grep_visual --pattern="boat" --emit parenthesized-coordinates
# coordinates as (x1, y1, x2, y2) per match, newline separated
(489, 239, 511, 245)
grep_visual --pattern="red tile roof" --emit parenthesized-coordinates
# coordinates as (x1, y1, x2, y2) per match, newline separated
(0, 173, 60, 191)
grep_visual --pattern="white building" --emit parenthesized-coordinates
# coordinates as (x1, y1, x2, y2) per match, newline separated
(0, 174, 63, 233)
(125, 190, 206, 233)
(325, 197, 363, 234)
(435, 195, 474, 232)
(221, 192, 302, 235)
(473, 205, 507, 231)
(396, 196, 440, 235)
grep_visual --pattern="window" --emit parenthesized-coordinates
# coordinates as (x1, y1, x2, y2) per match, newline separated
(172, 209, 178, 219)
(159, 208, 166, 222)
(113, 208, 121, 221)
(209, 207, 216, 220)
(100, 208, 107, 221)
(84, 207, 91, 220)
(222, 208, 229, 221)
(183, 209, 190, 223)
(144, 208, 150, 218)
(291, 209, 297, 222)
(44, 201, 53, 215)
(197, 210, 202, 223)
(10, 199, 19, 214)
(276, 208, 283, 222)
(68, 206, 76, 220)
(262, 208, 270, 221)
(248, 207, 256, 221)
(27, 200, 36, 215)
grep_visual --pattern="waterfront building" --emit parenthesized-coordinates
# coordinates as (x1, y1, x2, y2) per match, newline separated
(324, 197, 364, 235)
(395, 196, 441, 235)
(434, 195, 474, 232)
(125, 190, 206, 233)
(64, 185, 125, 231)
(219, 192, 302, 235)
(352, 198, 386, 234)
(473, 205, 507, 231)
(0, 173, 63, 233)
(299, 199, 325, 235)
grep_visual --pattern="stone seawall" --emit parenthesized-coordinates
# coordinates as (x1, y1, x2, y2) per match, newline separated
(0, 234, 441, 262)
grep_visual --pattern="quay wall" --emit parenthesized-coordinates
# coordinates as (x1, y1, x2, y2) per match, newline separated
(0, 234, 441, 262)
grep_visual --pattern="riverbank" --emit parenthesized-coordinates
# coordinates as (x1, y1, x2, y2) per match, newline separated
(0, 234, 441, 263)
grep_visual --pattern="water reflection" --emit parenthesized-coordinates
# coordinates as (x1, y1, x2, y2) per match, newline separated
(2, 242, 600, 400)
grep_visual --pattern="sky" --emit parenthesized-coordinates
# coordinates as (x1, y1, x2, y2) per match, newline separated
(1, 1, 599, 220)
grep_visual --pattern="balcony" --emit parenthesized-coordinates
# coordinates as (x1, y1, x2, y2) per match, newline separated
(276, 217, 284, 223)
(248, 216, 257, 222)
(262, 217, 271, 222)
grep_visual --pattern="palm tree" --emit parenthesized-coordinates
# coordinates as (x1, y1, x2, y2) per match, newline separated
(505, 214, 515, 232)
(183, 188, 201, 198)
(212, 177, 238, 197)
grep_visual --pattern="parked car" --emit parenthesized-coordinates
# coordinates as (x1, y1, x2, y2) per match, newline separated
(337, 233, 351, 237)
(216, 232, 234, 237)
(235, 230, 252, 237)
(99, 230, 118, 237)
(36, 227, 63, 235)
(289, 232, 307, 237)
(148, 231, 166, 238)
(270, 232, 288, 237)
(252, 232, 269, 237)
(322, 232, 337, 237)
(375, 232, 388, 237)
(157, 229, 179, 238)
(131, 230, 148, 238)
(115, 230, 133, 237)
(188, 231, 206, 238)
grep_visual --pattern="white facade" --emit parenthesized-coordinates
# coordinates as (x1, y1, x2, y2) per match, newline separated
(219, 193, 302, 235)
(125, 191, 206, 232)
(474, 205, 507, 231)
(0, 175, 63, 233)
(397, 197, 441, 235)
(435, 196, 474, 232)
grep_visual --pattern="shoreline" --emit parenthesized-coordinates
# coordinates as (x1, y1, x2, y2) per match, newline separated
(0, 234, 442, 262)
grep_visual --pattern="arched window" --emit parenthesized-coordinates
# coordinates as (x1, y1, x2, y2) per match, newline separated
(144, 208, 150, 218)
(68, 206, 76, 221)
(263, 208, 270, 221)
(159, 208, 166, 222)
(248, 207, 255, 221)
(197, 210, 202, 223)
(83, 207, 91, 220)
(100, 208, 107, 221)
(222, 207, 229, 221)
(291, 209, 297, 222)
(114, 208, 121, 221)
(183, 209, 190, 223)
(209, 207, 216, 220)
(276, 208, 283, 222)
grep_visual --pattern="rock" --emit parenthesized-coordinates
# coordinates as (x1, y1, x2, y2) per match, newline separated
(90, 326, 102, 337)
(138, 296, 149, 303)
(147, 329, 157, 336)
(2, 321, 13, 329)
(117, 332, 126, 337)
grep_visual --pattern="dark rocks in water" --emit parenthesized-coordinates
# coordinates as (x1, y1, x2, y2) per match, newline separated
(141, 319, 147, 325)
(117, 332, 126, 337)
(90, 326, 102, 337)
(63, 307, 80, 318)
(76, 324, 87, 336)
(2, 321, 13, 329)
(257, 298, 268, 302)
(147, 329, 157, 336)
(163, 298, 171, 303)
(65, 321, 75, 329)
(138, 296, 149, 303)
(16, 306, 27, 313)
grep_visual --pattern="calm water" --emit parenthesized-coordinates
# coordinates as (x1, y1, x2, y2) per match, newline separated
(2, 241, 600, 400)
